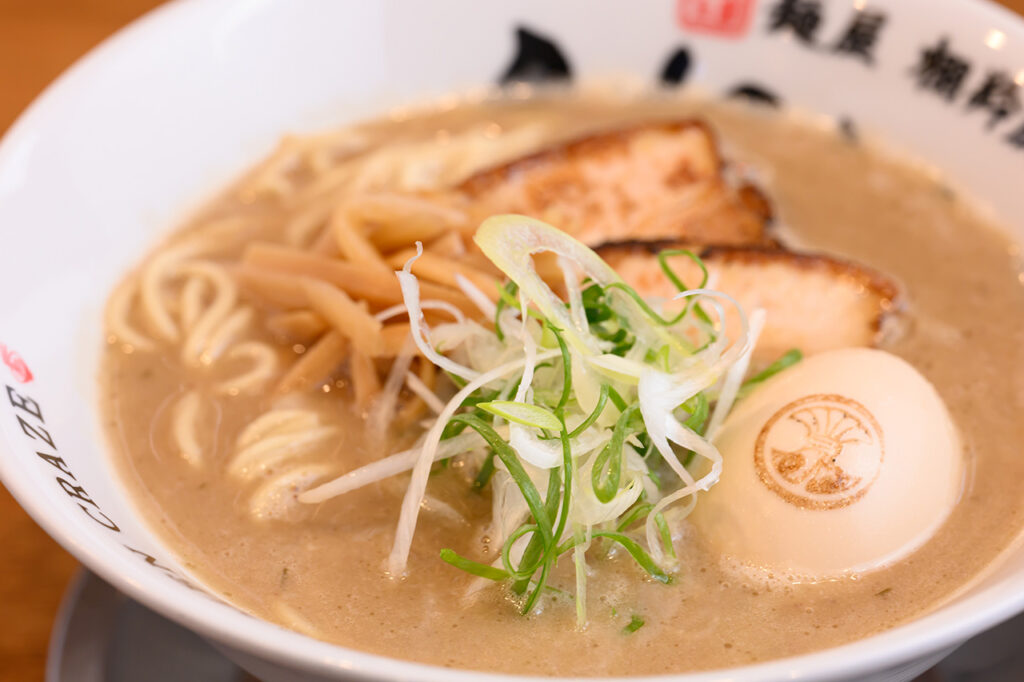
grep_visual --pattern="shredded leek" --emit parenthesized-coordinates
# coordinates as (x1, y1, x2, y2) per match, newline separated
(424, 216, 746, 617)
(428, 217, 755, 615)
(304, 215, 805, 624)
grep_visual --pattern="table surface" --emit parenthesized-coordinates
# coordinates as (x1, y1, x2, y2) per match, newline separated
(2, 1, 1023, 680)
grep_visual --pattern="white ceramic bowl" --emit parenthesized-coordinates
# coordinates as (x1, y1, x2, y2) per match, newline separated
(1, 1, 1023, 680)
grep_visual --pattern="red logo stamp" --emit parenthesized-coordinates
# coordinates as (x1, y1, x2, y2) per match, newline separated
(677, 0, 756, 38)
(0, 344, 33, 383)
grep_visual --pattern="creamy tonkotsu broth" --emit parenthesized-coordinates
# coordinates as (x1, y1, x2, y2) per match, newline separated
(102, 93, 1024, 676)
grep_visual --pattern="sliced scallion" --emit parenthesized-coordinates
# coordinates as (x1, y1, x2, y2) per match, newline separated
(623, 614, 646, 634)
(440, 549, 510, 581)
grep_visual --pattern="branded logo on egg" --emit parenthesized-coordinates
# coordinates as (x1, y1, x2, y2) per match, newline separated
(754, 394, 884, 510)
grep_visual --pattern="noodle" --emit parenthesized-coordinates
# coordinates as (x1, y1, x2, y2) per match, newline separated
(238, 136, 306, 200)
(205, 307, 255, 361)
(215, 341, 279, 395)
(249, 463, 335, 520)
(228, 421, 336, 480)
(177, 262, 238, 367)
(140, 246, 192, 341)
(171, 390, 203, 467)
(238, 409, 320, 449)
(105, 273, 155, 352)
(179, 277, 208, 333)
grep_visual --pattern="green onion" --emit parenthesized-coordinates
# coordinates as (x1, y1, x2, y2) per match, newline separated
(497, 280, 544, 321)
(581, 283, 636, 355)
(440, 419, 468, 440)
(605, 282, 687, 327)
(606, 385, 628, 412)
(501, 524, 545, 579)
(615, 502, 654, 532)
(545, 323, 573, 412)
(647, 469, 662, 489)
(523, 420, 575, 612)
(645, 345, 670, 369)
(581, 283, 612, 322)
(425, 222, 749, 621)
(680, 392, 710, 466)
(444, 370, 469, 389)
(568, 383, 610, 438)
(449, 414, 553, 544)
(521, 555, 553, 614)
(657, 249, 707, 293)
(557, 530, 671, 584)
(656, 248, 713, 325)
(493, 281, 519, 341)
(593, 531, 672, 584)
(622, 614, 645, 634)
(511, 464, 563, 595)
(552, 422, 573, 545)
(478, 400, 562, 431)
(739, 348, 803, 398)
(591, 405, 639, 503)
(681, 392, 709, 434)
(654, 512, 675, 559)
(473, 451, 496, 490)
(440, 549, 510, 581)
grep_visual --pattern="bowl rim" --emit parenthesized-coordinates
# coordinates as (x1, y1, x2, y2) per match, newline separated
(2, 0, 1024, 680)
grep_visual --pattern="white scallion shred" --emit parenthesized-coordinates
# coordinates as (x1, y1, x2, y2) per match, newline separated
(705, 307, 766, 441)
(299, 428, 502, 503)
(374, 299, 465, 324)
(397, 244, 480, 382)
(454, 272, 498, 318)
(387, 348, 559, 576)
(404, 371, 446, 415)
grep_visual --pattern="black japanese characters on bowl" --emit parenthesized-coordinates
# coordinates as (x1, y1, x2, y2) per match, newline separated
(660, 47, 693, 85)
(768, 0, 887, 65)
(500, 26, 572, 85)
(838, 117, 859, 143)
(728, 84, 782, 107)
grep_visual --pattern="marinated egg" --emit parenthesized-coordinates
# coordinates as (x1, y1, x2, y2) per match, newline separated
(692, 348, 964, 579)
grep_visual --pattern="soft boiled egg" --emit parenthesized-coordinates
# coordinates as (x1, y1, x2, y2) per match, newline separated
(691, 347, 964, 580)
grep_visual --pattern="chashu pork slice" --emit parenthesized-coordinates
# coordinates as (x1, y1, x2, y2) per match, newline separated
(458, 121, 772, 247)
(599, 244, 901, 367)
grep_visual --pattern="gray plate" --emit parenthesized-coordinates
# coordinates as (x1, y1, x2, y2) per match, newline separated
(45, 570, 1024, 681)
(46, 570, 253, 682)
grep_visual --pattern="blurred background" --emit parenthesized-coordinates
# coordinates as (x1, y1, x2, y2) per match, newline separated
(1, 0, 1023, 680)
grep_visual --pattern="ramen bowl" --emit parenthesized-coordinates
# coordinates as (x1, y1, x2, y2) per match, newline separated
(1, 0, 1023, 680)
